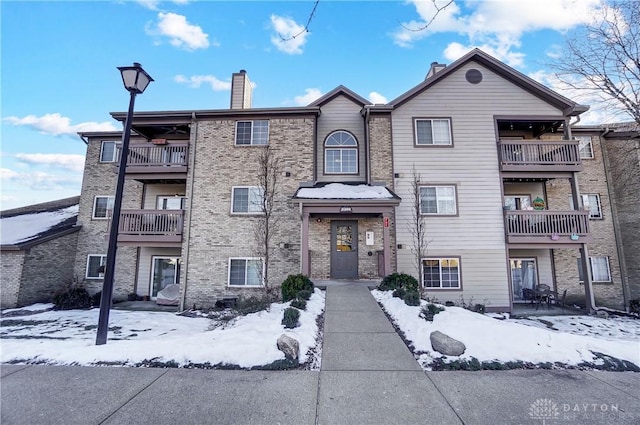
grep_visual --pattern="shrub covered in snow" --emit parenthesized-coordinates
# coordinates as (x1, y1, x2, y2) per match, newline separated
(296, 289, 312, 301)
(403, 291, 421, 306)
(290, 298, 307, 310)
(281, 274, 314, 302)
(378, 273, 419, 292)
(53, 286, 92, 310)
(282, 307, 300, 328)
(421, 303, 445, 321)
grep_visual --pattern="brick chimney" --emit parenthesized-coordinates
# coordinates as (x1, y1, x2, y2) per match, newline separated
(230, 69, 252, 109)
(425, 62, 446, 80)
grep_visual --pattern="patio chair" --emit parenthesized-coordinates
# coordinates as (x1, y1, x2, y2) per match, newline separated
(552, 289, 567, 311)
(522, 288, 538, 307)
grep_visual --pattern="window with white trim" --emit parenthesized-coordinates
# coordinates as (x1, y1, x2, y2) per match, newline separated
(235, 120, 269, 145)
(100, 141, 119, 162)
(575, 135, 594, 159)
(578, 256, 611, 282)
(93, 196, 115, 219)
(324, 131, 358, 174)
(570, 194, 602, 219)
(231, 187, 263, 213)
(86, 254, 107, 279)
(422, 258, 461, 288)
(415, 119, 452, 145)
(228, 258, 263, 286)
(420, 185, 457, 215)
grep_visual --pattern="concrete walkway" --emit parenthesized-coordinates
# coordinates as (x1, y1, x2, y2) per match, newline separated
(2, 282, 639, 425)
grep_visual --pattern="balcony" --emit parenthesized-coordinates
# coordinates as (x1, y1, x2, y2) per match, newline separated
(117, 209, 184, 247)
(125, 142, 189, 180)
(498, 140, 582, 173)
(505, 210, 591, 246)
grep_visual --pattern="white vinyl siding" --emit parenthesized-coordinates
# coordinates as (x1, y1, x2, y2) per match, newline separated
(235, 120, 269, 145)
(86, 254, 106, 279)
(228, 258, 263, 287)
(415, 119, 452, 145)
(393, 60, 564, 307)
(316, 96, 366, 182)
(92, 196, 114, 219)
(231, 187, 263, 214)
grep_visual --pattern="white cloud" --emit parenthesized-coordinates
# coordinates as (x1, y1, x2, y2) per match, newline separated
(3, 113, 117, 136)
(136, 0, 190, 11)
(1, 168, 82, 191)
(269, 15, 309, 55)
(395, 0, 602, 67)
(368, 92, 388, 104)
(146, 12, 209, 51)
(174, 74, 231, 91)
(14, 153, 85, 173)
(294, 88, 323, 106)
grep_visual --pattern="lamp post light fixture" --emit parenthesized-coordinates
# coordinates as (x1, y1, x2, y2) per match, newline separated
(96, 63, 153, 345)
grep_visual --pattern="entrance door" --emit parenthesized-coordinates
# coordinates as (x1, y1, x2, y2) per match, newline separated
(510, 258, 537, 302)
(331, 221, 358, 279)
(150, 257, 181, 299)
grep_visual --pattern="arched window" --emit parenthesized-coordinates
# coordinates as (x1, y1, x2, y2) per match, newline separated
(324, 131, 358, 174)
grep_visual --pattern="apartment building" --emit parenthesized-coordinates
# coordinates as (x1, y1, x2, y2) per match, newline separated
(73, 49, 635, 312)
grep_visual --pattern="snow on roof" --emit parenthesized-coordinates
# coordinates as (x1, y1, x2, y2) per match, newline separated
(1, 205, 79, 245)
(297, 183, 394, 199)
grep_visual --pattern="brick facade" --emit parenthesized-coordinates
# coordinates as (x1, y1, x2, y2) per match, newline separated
(1, 251, 25, 308)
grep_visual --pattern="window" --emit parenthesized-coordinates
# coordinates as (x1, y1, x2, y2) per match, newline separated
(93, 196, 115, 219)
(324, 131, 358, 174)
(157, 196, 186, 210)
(228, 258, 263, 286)
(86, 254, 106, 279)
(415, 119, 452, 145)
(504, 195, 531, 210)
(100, 141, 118, 162)
(422, 258, 461, 288)
(575, 135, 594, 159)
(570, 194, 602, 219)
(231, 187, 263, 213)
(420, 186, 457, 215)
(578, 256, 611, 282)
(235, 120, 269, 145)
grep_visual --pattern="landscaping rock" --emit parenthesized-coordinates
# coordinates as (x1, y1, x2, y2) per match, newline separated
(277, 334, 299, 360)
(430, 331, 466, 356)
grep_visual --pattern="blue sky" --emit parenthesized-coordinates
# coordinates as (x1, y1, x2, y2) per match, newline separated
(1, 0, 613, 209)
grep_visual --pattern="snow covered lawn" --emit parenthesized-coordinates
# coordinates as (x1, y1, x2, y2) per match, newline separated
(372, 290, 640, 371)
(0, 290, 325, 369)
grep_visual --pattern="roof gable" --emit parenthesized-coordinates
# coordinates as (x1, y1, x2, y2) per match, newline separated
(309, 85, 371, 108)
(390, 49, 588, 116)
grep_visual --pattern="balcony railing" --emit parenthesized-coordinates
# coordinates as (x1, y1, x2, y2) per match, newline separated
(125, 143, 189, 176)
(498, 140, 582, 172)
(505, 210, 590, 244)
(117, 209, 184, 246)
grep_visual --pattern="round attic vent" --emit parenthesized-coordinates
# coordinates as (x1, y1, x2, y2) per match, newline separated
(465, 69, 483, 84)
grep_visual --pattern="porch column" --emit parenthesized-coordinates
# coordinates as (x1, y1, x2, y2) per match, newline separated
(569, 173, 581, 211)
(301, 210, 310, 276)
(580, 244, 596, 314)
(382, 212, 391, 276)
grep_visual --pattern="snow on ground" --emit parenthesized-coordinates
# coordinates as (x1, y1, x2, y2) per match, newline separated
(1, 205, 78, 245)
(0, 289, 325, 369)
(296, 183, 394, 199)
(372, 290, 640, 369)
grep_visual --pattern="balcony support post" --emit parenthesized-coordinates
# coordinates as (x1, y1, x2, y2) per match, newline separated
(580, 244, 596, 314)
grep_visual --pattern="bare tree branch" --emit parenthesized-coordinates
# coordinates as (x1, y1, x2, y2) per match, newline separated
(279, 0, 320, 41)
(401, 0, 455, 32)
(408, 166, 428, 289)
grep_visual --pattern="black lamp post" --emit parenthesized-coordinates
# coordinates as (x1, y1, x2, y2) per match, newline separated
(96, 63, 153, 345)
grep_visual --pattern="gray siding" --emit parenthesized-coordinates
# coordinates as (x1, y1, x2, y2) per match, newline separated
(392, 60, 566, 308)
(143, 184, 186, 209)
(316, 96, 366, 182)
(137, 247, 182, 297)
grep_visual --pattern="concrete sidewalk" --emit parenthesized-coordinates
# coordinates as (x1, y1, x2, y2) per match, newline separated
(2, 282, 639, 424)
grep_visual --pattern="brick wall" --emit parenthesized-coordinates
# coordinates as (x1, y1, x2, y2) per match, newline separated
(369, 114, 394, 188)
(73, 136, 142, 299)
(182, 117, 315, 309)
(545, 132, 624, 308)
(17, 231, 80, 306)
(1, 251, 25, 308)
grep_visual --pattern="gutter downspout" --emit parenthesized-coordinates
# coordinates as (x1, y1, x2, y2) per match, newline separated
(364, 107, 371, 184)
(179, 112, 198, 311)
(600, 127, 631, 311)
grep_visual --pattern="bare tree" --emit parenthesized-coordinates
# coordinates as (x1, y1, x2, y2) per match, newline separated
(408, 166, 428, 288)
(551, 1, 640, 125)
(401, 0, 456, 32)
(253, 145, 282, 295)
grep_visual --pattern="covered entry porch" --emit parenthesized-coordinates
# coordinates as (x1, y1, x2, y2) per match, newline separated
(292, 184, 400, 281)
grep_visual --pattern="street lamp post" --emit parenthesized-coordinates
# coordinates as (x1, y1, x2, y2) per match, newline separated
(96, 63, 153, 345)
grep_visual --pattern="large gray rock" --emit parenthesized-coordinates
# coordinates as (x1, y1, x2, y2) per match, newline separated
(277, 334, 299, 360)
(430, 331, 466, 356)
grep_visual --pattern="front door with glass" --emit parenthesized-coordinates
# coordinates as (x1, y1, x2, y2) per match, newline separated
(510, 258, 538, 302)
(150, 257, 181, 299)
